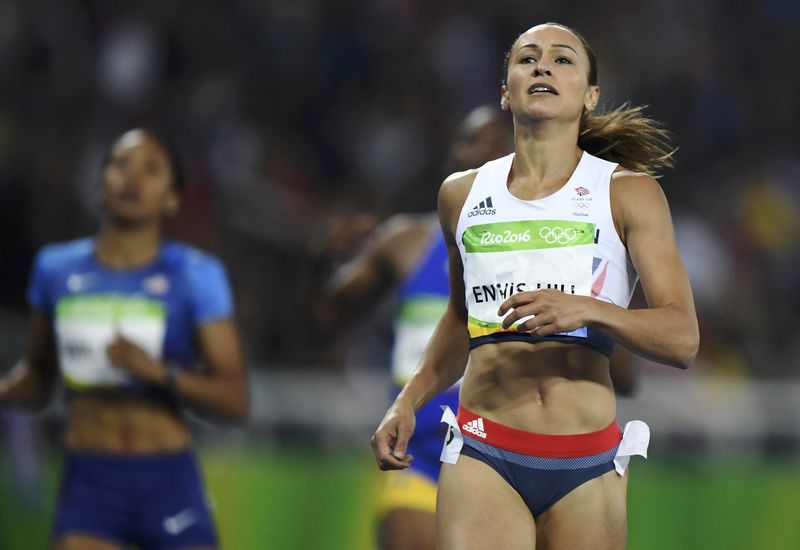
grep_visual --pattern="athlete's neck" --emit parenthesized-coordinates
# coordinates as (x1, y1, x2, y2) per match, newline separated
(95, 224, 162, 269)
(508, 119, 582, 200)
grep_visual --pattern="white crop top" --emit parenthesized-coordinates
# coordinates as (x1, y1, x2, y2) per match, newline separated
(455, 150, 638, 356)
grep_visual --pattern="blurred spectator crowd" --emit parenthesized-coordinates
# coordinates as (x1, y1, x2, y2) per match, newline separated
(1, 0, 799, 376)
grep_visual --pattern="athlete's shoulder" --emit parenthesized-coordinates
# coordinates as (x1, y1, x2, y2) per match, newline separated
(610, 169, 671, 237)
(611, 167, 659, 184)
(439, 151, 512, 198)
(439, 169, 479, 207)
(161, 240, 226, 275)
(375, 212, 438, 242)
(361, 213, 438, 272)
(33, 237, 94, 274)
(437, 170, 480, 238)
(610, 168, 666, 203)
(441, 168, 479, 190)
(381, 212, 436, 232)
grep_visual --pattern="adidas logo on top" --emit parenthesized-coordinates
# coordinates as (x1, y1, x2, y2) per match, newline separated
(462, 417, 488, 438)
(467, 196, 495, 217)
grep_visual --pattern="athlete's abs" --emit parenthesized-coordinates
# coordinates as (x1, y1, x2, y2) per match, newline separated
(66, 396, 190, 453)
(459, 341, 617, 435)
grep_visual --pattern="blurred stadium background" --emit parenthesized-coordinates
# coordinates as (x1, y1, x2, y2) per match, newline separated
(1, 0, 800, 548)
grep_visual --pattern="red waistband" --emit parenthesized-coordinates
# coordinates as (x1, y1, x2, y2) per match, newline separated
(456, 405, 621, 458)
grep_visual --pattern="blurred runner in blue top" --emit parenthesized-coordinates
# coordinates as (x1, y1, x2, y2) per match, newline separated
(0, 129, 248, 550)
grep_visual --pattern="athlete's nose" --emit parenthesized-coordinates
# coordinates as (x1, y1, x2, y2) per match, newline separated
(121, 162, 148, 186)
(533, 62, 552, 77)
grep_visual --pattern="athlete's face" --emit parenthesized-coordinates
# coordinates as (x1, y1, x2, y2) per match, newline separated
(501, 25, 599, 124)
(100, 130, 179, 227)
(449, 109, 513, 172)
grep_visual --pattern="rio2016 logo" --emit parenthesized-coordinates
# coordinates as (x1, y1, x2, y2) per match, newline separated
(478, 226, 579, 246)
(479, 229, 532, 245)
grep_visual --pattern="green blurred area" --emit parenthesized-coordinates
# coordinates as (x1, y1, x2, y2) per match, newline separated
(1, 448, 798, 549)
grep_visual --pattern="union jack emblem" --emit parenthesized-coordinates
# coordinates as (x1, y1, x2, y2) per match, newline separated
(575, 186, 590, 196)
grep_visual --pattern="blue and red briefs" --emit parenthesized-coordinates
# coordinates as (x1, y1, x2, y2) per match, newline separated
(53, 450, 217, 549)
(457, 405, 622, 518)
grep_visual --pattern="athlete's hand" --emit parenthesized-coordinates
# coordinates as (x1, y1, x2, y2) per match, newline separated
(107, 334, 167, 385)
(310, 211, 379, 263)
(371, 402, 416, 470)
(498, 289, 597, 336)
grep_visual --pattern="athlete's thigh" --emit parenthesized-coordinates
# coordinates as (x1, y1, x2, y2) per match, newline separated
(380, 508, 436, 550)
(535, 469, 628, 550)
(437, 455, 535, 550)
(54, 534, 124, 550)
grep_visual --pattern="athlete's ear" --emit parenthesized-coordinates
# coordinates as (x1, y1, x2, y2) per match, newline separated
(584, 85, 600, 112)
(164, 193, 180, 217)
(501, 85, 510, 111)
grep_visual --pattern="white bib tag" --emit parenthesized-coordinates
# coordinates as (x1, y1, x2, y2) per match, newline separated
(439, 406, 464, 464)
(613, 420, 650, 475)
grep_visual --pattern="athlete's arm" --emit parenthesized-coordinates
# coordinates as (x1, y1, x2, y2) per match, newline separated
(107, 320, 248, 421)
(601, 172, 698, 366)
(170, 320, 248, 420)
(607, 285, 646, 396)
(326, 215, 431, 314)
(0, 311, 58, 409)
(498, 172, 699, 368)
(371, 172, 473, 470)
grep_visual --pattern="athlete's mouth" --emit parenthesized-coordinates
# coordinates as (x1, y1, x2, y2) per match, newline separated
(528, 83, 558, 95)
(118, 189, 142, 202)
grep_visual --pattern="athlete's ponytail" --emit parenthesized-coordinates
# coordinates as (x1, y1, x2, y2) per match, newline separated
(579, 104, 675, 178)
(503, 22, 676, 177)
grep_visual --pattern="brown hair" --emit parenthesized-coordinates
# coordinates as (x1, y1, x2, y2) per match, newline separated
(503, 23, 676, 177)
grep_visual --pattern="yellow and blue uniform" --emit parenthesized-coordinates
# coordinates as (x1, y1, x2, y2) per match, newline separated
(28, 237, 231, 549)
(378, 231, 458, 517)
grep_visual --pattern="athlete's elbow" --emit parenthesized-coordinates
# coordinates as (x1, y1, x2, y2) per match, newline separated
(226, 391, 250, 423)
(215, 403, 248, 424)
(672, 351, 695, 370)
(18, 380, 55, 412)
(214, 381, 250, 423)
(229, 406, 249, 423)
(673, 327, 699, 369)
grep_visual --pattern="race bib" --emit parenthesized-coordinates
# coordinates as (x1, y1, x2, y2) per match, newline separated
(462, 220, 596, 338)
(55, 294, 166, 389)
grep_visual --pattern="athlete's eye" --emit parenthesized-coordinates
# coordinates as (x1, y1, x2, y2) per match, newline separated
(519, 56, 536, 64)
(555, 57, 573, 64)
(145, 160, 163, 176)
(110, 157, 129, 170)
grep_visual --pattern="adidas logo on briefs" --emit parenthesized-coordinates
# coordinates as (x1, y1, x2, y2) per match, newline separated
(462, 418, 488, 438)
(468, 196, 496, 217)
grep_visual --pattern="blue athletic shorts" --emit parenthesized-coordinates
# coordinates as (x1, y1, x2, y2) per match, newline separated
(53, 450, 218, 549)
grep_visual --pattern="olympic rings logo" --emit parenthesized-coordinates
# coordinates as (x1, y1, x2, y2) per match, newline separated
(539, 226, 578, 244)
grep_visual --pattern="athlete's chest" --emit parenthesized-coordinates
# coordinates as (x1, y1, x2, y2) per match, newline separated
(53, 263, 184, 312)
(462, 182, 606, 228)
